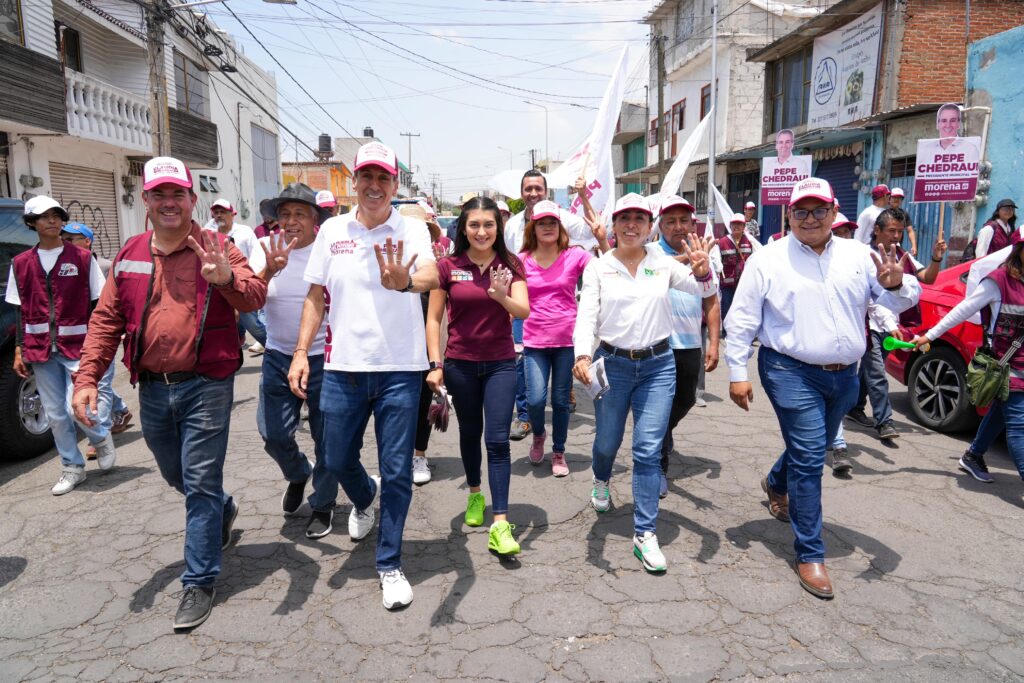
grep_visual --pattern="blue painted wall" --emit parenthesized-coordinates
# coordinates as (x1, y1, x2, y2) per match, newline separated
(967, 25, 1024, 232)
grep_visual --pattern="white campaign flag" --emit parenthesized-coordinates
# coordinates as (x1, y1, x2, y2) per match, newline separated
(550, 46, 629, 222)
(706, 184, 735, 239)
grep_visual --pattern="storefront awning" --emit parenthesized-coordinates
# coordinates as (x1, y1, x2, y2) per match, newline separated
(717, 128, 874, 162)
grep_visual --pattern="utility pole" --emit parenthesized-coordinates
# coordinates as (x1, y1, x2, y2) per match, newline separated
(145, 0, 172, 156)
(656, 34, 666, 192)
(400, 132, 420, 183)
(707, 0, 718, 225)
(529, 148, 537, 169)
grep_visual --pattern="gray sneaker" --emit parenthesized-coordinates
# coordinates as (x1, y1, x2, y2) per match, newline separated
(827, 447, 852, 476)
(509, 419, 531, 441)
(93, 433, 116, 471)
(221, 499, 239, 550)
(173, 585, 215, 630)
(877, 421, 899, 440)
(51, 466, 86, 496)
(591, 477, 611, 513)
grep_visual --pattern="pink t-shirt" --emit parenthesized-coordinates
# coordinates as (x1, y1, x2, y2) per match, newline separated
(522, 247, 592, 348)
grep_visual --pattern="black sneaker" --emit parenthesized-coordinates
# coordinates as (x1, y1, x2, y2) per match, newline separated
(846, 408, 873, 428)
(222, 499, 239, 550)
(173, 585, 215, 630)
(828, 447, 853, 476)
(305, 509, 334, 539)
(959, 451, 994, 483)
(877, 421, 899, 440)
(282, 476, 309, 515)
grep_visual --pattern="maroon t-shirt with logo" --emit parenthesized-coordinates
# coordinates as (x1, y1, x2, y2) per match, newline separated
(438, 253, 523, 362)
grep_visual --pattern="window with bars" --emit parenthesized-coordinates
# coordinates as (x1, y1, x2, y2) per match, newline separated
(764, 45, 812, 135)
(890, 156, 916, 178)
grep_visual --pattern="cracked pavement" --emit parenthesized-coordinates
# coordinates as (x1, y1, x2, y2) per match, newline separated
(3, 347, 1024, 681)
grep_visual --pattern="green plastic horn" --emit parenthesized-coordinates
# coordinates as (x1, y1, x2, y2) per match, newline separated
(883, 336, 929, 352)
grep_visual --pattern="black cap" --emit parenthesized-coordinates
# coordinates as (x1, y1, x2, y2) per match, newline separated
(996, 198, 1018, 210)
(265, 182, 332, 225)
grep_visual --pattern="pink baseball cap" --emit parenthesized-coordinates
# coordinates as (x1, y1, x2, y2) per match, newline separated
(210, 198, 236, 215)
(744, 201, 756, 209)
(315, 190, 337, 208)
(354, 142, 398, 176)
(496, 200, 510, 213)
(730, 213, 746, 224)
(531, 200, 560, 222)
(659, 194, 696, 215)
(789, 177, 835, 206)
(831, 212, 857, 231)
(612, 193, 653, 217)
(891, 187, 905, 198)
(871, 184, 891, 199)
(143, 156, 193, 191)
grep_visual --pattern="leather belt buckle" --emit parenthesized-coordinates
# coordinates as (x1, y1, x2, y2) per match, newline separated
(630, 348, 644, 360)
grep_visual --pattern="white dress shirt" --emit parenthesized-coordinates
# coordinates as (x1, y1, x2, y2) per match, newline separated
(724, 236, 921, 382)
(854, 205, 885, 244)
(573, 244, 718, 359)
(504, 207, 598, 254)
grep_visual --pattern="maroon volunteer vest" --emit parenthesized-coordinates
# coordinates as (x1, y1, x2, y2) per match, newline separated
(985, 268, 1024, 390)
(895, 246, 922, 328)
(12, 245, 93, 363)
(111, 227, 243, 384)
(987, 219, 1014, 255)
(718, 234, 753, 287)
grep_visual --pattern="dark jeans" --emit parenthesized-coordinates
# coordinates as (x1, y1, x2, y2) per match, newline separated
(855, 330, 892, 427)
(523, 346, 575, 452)
(257, 349, 336, 512)
(999, 393, 1024, 480)
(720, 286, 736, 334)
(321, 370, 420, 571)
(969, 402, 1004, 456)
(661, 347, 702, 471)
(139, 375, 234, 587)
(512, 318, 529, 422)
(759, 347, 858, 564)
(444, 358, 517, 515)
(414, 371, 433, 453)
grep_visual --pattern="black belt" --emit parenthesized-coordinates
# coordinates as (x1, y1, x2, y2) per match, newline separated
(764, 347, 849, 372)
(599, 339, 670, 360)
(139, 370, 199, 384)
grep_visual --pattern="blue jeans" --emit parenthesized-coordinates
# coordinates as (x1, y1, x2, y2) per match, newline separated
(444, 358, 516, 514)
(759, 347, 859, 563)
(523, 347, 574, 452)
(139, 375, 234, 587)
(720, 286, 736, 333)
(591, 346, 675, 535)
(32, 352, 112, 467)
(320, 370, 419, 571)
(994, 394, 1024, 479)
(855, 330, 892, 428)
(239, 309, 267, 346)
(257, 350, 336, 512)
(101, 360, 129, 416)
(511, 318, 528, 422)
(831, 421, 847, 450)
(969, 403, 1004, 456)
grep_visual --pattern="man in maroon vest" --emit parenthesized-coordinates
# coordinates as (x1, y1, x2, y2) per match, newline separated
(710, 213, 759, 337)
(847, 208, 948, 440)
(6, 196, 114, 496)
(72, 156, 269, 631)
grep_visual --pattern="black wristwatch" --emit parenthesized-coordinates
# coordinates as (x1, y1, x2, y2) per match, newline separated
(400, 274, 415, 292)
(429, 361, 444, 371)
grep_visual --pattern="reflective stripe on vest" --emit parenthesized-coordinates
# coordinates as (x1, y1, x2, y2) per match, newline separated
(58, 324, 88, 336)
(24, 322, 48, 334)
(114, 259, 154, 277)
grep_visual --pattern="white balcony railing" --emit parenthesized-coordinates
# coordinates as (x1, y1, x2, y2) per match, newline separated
(65, 71, 152, 152)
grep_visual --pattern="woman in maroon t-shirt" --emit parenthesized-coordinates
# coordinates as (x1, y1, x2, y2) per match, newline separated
(425, 197, 530, 557)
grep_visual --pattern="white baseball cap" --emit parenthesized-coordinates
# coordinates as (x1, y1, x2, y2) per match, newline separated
(315, 190, 337, 208)
(658, 194, 696, 215)
(211, 198, 236, 215)
(496, 200, 510, 213)
(831, 212, 857, 231)
(143, 156, 193, 191)
(730, 213, 747, 224)
(891, 187, 905, 198)
(744, 201, 757, 209)
(789, 177, 835, 206)
(354, 142, 398, 176)
(416, 199, 436, 217)
(612, 193, 653, 217)
(23, 195, 69, 222)
(531, 200, 561, 222)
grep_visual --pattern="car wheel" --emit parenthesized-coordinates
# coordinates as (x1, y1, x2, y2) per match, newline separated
(0, 348, 54, 460)
(907, 346, 977, 433)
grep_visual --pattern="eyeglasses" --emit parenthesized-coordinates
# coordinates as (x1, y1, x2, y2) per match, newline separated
(61, 234, 87, 242)
(791, 206, 831, 221)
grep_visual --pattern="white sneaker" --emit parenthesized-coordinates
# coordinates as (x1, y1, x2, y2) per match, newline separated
(93, 433, 116, 471)
(412, 455, 431, 485)
(591, 477, 611, 513)
(633, 531, 667, 572)
(348, 474, 381, 540)
(248, 341, 265, 356)
(52, 466, 86, 496)
(379, 568, 413, 610)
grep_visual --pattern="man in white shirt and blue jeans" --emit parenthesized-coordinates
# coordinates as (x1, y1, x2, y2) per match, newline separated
(725, 178, 920, 600)
(289, 142, 439, 610)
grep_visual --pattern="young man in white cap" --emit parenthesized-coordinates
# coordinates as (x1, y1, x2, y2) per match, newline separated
(725, 177, 919, 600)
(888, 188, 917, 256)
(8, 197, 115, 495)
(496, 200, 511, 225)
(709, 213, 759, 335)
(210, 198, 265, 354)
(73, 156, 268, 630)
(290, 141, 439, 610)
(316, 190, 341, 218)
(854, 185, 891, 244)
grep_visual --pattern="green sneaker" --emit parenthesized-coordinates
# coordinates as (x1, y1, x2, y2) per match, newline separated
(464, 492, 486, 527)
(487, 521, 521, 556)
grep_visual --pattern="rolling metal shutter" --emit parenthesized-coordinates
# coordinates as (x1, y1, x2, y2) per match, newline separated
(814, 155, 858, 216)
(49, 162, 121, 259)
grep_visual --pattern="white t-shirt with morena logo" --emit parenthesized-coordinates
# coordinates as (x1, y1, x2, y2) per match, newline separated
(304, 208, 434, 371)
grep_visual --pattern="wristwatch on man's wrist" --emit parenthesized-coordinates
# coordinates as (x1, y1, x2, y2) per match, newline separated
(400, 274, 415, 292)
(429, 360, 444, 371)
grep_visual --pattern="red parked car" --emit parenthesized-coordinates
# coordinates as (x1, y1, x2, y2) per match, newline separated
(884, 259, 984, 432)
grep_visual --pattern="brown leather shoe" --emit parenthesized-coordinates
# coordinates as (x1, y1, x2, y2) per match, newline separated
(796, 562, 834, 599)
(760, 476, 790, 522)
